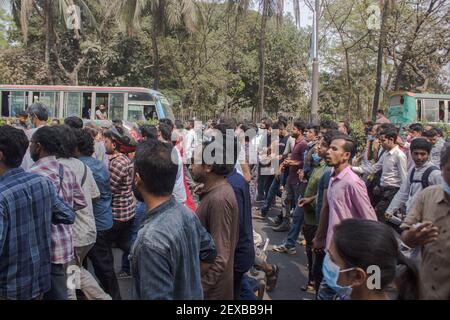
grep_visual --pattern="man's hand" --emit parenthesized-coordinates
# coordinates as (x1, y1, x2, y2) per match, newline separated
(298, 196, 314, 207)
(192, 183, 205, 196)
(312, 236, 325, 252)
(297, 169, 304, 182)
(401, 221, 439, 248)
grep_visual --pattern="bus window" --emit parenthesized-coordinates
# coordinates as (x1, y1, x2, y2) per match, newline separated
(390, 95, 403, 106)
(1, 91, 9, 117)
(423, 99, 439, 123)
(95, 93, 109, 120)
(439, 101, 445, 122)
(127, 104, 145, 122)
(109, 93, 124, 121)
(39, 92, 58, 118)
(65, 92, 82, 117)
(82, 93, 92, 119)
(10, 91, 26, 117)
(417, 100, 422, 121)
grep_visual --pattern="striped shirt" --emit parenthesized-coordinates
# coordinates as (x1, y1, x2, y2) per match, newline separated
(30, 156, 87, 264)
(0, 168, 75, 300)
(109, 153, 136, 222)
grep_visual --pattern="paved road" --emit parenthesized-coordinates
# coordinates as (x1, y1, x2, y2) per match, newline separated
(105, 202, 314, 300)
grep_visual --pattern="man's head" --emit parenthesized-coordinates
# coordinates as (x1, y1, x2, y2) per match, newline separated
(377, 109, 385, 117)
(64, 116, 83, 129)
(338, 121, 351, 135)
(260, 117, 273, 131)
(441, 143, 450, 187)
(305, 125, 320, 142)
(423, 129, 439, 146)
(30, 126, 63, 162)
(17, 111, 28, 125)
(326, 134, 356, 168)
(159, 118, 174, 131)
(157, 123, 173, 143)
(408, 123, 423, 139)
(185, 119, 195, 130)
(51, 119, 61, 126)
(379, 130, 398, 151)
(191, 132, 237, 184)
(139, 125, 158, 141)
(27, 103, 49, 127)
(76, 129, 95, 157)
(292, 120, 306, 139)
(134, 139, 179, 198)
(99, 104, 107, 111)
(410, 138, 432, 168)
(272, 121, 288, 138)
(319, 120, 339, 137)
(316, 130, 336, 159)
(0, 125, 29, 171)
(52, 125, 78, 159)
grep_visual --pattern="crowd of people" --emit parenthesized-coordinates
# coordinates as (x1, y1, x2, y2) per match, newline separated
(0, 102, 449, 300)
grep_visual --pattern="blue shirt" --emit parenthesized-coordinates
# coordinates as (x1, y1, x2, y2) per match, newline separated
(80, 156, 113, 231)
(315, 167, 332, 221)
(131, 198, 216, 300)
(227, 170, 255, 273)
(0, 168, 75, 300)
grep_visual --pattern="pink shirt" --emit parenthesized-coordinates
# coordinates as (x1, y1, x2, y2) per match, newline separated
(326, 166, 377, 249)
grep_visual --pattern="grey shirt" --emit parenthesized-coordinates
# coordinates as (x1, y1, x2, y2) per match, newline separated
(131, 198, 216, 300)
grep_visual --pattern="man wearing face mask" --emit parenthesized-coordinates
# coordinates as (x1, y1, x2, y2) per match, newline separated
(400, 143, 450, 300)
(21, 103, 49, 170)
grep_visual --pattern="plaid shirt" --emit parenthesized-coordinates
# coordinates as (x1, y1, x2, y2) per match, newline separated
(0, 168, 75, 300)
(109, 153, 136, 222)
(29, 156, 87, 264)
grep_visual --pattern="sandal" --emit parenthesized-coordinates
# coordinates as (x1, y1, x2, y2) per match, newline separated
(265, 265, 280, 292)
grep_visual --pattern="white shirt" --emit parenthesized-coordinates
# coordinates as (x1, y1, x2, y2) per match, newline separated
(386, 161, 443, 215)
(430, 138, 445, 166)
(20, 125, 45, 170)
(353, 145, 407, 188)
(58, 158, 99, 247)
(184, 129, 196, 161)
(171, 147, 187, 204)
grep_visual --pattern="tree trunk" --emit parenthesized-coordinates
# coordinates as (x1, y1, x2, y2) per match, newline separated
(344, 48, 352, 120)
(151, 24, 160, 90)
(372, 0, 390, 122)
(44, 0, 54, 84)
(256, 0, 269, 123)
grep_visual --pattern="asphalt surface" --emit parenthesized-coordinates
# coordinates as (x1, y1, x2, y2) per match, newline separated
(97, 201, 314, 300)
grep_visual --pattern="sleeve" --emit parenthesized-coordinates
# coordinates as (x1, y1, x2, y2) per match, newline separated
(50, 183, 76, 225)
(348, 181, 377, 221)
(201, 200, 236, 292)
(135, 244, 174, 300)
(86, 169, 100, 200)
(352, 156, 383, 175)
(397, 152, 408, 186)
(109, 159, 126, 193)
(385, 169, 411, 215)
(0, 200, 7, 254)
(429, 170, 444, 186)
(197, 219, 217, 263)
(72, 176, 88, 212)
(401, 190, 425, 229)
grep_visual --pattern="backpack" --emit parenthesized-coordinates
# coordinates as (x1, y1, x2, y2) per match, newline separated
(409, 166, 440, 190)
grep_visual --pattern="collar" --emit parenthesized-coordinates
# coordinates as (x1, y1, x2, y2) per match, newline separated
(436, 186, 448, 205)
(33, 156, 58, 167)
(387, 145, 399, 155)
(414, 161, 433, 170)
(331, 165, 352, 181)
(142, 197, 177, 224)
(109, 153, 125, 161)
(201, 179, 229, 197)
(0, 167, 25, 182)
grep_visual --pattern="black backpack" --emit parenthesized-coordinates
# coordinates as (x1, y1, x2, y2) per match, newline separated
(409, 166, 440, 190)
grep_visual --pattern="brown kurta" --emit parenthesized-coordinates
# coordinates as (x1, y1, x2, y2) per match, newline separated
(401, 185, 450, 300)
(197, 180, 239, 300)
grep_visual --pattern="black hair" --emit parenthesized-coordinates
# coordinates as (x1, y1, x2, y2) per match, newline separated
(32, 126, 64, 157)
(339, 121, 351, 135)
(434, 127, 443, 137)
(64, 116, 84, 129)
(307, 124, 320, 136)
(52, 125, 78, 158)
(423, 129, 438, 140)
(441, 143, 450, 168)
(140, 125, 158, 140)
(333, 219, 418, 299)
(17, 111, 28, 117)
(377, 109, 385, 115)
(28, 103, 49, 121)
(77, 129, 95, 157)
(261, 117, 273, 129)
(278, 115, 288, 126)
(135, 139, 179, 196)
(409, 123, 423, 134)
(320, 120, 339, 131)
(158, 123, 173, 142)
(377, 123, 397, 134)
(293, 120, 307, 132)
(201, 131, 238, 175)
(272, 121, 286, 130)
(410, 138, 432, 154)
(322, 130, 339, 147)
(380, 129, 398, 142)
(159, 118, 174, 131)
(112, 119, 123, 126)
(331, 134, 356, 158)
(0, 125, 29, 168)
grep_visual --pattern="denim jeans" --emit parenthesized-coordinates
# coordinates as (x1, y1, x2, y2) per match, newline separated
(282, 183, 302, 218)
(239, 275, 257, 300)
(284, 205, 305, 248)
(260, 178, 281, 215)
(43, 264, 68, 300)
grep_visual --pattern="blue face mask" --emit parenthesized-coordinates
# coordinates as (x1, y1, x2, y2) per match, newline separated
(312, 153, 322, 163)
(444, 183, 450, 195)
(322, 253, 355, 297)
